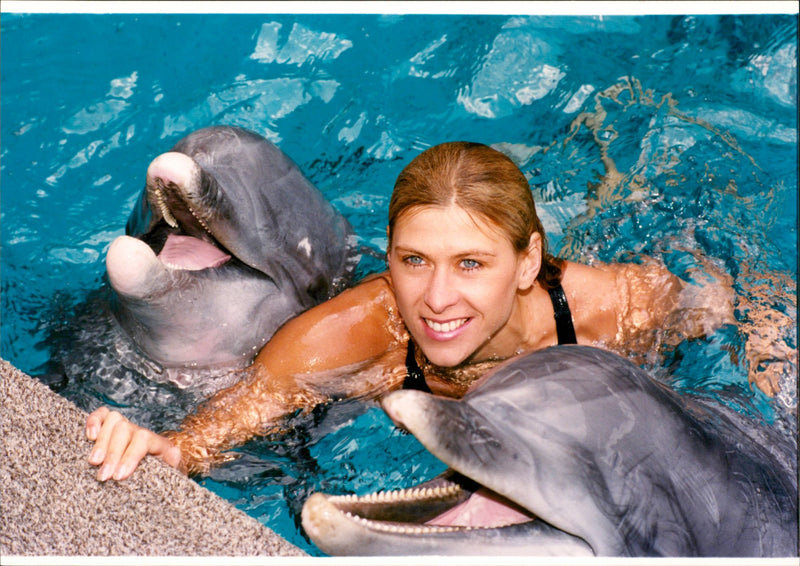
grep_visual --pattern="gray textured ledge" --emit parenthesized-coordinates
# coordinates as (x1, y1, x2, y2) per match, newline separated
(0, 358, 305, 558)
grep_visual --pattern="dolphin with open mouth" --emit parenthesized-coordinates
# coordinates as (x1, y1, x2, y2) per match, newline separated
(302, 346, 797, 557)
(107, 126, 357, 379)
(42, 126, 358, 429)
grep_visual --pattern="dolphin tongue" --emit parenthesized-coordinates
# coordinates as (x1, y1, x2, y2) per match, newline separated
(426, 487, 534, 528)
(158, 234, 231, 271)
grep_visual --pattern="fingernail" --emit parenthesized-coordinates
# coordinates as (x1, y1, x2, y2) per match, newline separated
(97, 464, 112, 481)
(113, 464, 129, 481)
(88, 448, 104, 465)
(86, 424, 98, 440)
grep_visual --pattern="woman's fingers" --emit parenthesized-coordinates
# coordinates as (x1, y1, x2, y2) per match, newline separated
(95, 413, 135, 481)
(85, 406, 110, 442)
(87, 409, 127, 469)
(111, 427, 154, 481)
(85, 408, 181, 481)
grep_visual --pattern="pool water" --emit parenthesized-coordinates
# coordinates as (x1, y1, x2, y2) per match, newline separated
(1, 11, 797, 556)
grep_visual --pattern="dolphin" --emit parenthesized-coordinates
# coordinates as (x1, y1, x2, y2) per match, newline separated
(41, 126, 358, 429)
(302, 345, 798, 557)
(107, 125, 357, 376)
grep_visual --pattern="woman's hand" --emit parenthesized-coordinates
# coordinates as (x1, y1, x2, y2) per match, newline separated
(85, 407, 183, 481)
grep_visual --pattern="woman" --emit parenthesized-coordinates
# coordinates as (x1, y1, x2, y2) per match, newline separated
(86, 141, 731, 480)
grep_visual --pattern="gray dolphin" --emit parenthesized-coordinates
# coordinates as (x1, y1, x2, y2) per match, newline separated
(41, 126, 357, 430)
(108, 126, 357, 374)
(302, 345, 797, 557)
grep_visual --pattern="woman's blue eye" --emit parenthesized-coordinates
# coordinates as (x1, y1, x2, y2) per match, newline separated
(461, 259, 480, 270)
(404, 255, 424, 266)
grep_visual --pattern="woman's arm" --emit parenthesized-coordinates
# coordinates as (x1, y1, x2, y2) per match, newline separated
(564, 259, 734, 355)
(86, 274, 409, 480)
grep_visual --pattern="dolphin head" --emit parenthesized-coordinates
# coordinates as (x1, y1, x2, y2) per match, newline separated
(107, 126, 356, 373)
(302, 346, 797, 557)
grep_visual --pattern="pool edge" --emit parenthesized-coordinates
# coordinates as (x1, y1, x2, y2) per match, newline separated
(0, 358, 307, 558)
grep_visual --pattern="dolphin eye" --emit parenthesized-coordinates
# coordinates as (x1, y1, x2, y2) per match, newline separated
(307, 276, 330, 302)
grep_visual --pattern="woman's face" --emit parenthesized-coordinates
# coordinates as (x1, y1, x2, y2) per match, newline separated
(388, 204, 541, 368)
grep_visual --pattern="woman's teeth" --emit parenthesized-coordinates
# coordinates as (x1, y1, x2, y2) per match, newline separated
(425, 318, 468, 333)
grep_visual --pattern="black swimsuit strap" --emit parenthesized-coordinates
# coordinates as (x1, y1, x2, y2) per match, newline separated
(403, 339, 432, 393)
(548, 283, 577, 345)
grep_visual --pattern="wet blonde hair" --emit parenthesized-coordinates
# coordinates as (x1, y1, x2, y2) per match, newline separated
(388, 141, 563, 288)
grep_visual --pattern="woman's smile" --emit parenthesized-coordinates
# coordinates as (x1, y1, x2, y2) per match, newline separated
(422, 316, 472, 339)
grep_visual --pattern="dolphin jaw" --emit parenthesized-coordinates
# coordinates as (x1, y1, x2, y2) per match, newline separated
(301, 472, 597, 557)
(106, 235, 172, 299)
(305, 475, 537, 529)
(304, 481, 474, 535)
(302, 474, 526, 556)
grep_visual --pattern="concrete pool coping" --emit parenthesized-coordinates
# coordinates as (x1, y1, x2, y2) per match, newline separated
(0, 358, 306, 558)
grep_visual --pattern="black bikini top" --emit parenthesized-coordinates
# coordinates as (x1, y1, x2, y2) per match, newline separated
(403, 282, 576, 392)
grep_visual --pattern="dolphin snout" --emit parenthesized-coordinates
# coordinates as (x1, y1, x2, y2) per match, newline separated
(381, 389, 429, 432)
(106, 235, 170, 299)
(146, 152, 200, 192)
(301, 492, 339, 542)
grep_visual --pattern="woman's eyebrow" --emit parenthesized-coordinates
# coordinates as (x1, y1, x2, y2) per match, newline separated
(454, 250, 497, 259)
(391, 245, 423, 255)
(393, 245, 497, 258)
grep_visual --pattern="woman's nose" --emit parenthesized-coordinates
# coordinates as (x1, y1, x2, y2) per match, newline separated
(424, 267, 459, 313)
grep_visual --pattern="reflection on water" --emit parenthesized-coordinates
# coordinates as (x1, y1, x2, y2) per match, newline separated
(1, 12, 796, 555)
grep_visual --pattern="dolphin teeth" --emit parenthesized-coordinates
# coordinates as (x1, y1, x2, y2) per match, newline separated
(150, 183, 211, 235)
(188, 205, 212, 233)
(162, 207, 178, 228)
(332, 482, 464, 506)
(156, 189, 178, 228)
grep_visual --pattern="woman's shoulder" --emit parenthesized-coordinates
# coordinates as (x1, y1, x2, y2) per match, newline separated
(256, 270, 406, 375)
(559, 260, 619, 298)
(558, 259, 637, 344)
(329, 271, 405, 338)
(559, 258, 684, 346)
(343, 271, 397, 307)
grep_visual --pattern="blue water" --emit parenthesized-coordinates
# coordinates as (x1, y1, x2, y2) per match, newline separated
(1, 12, 797, 556)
